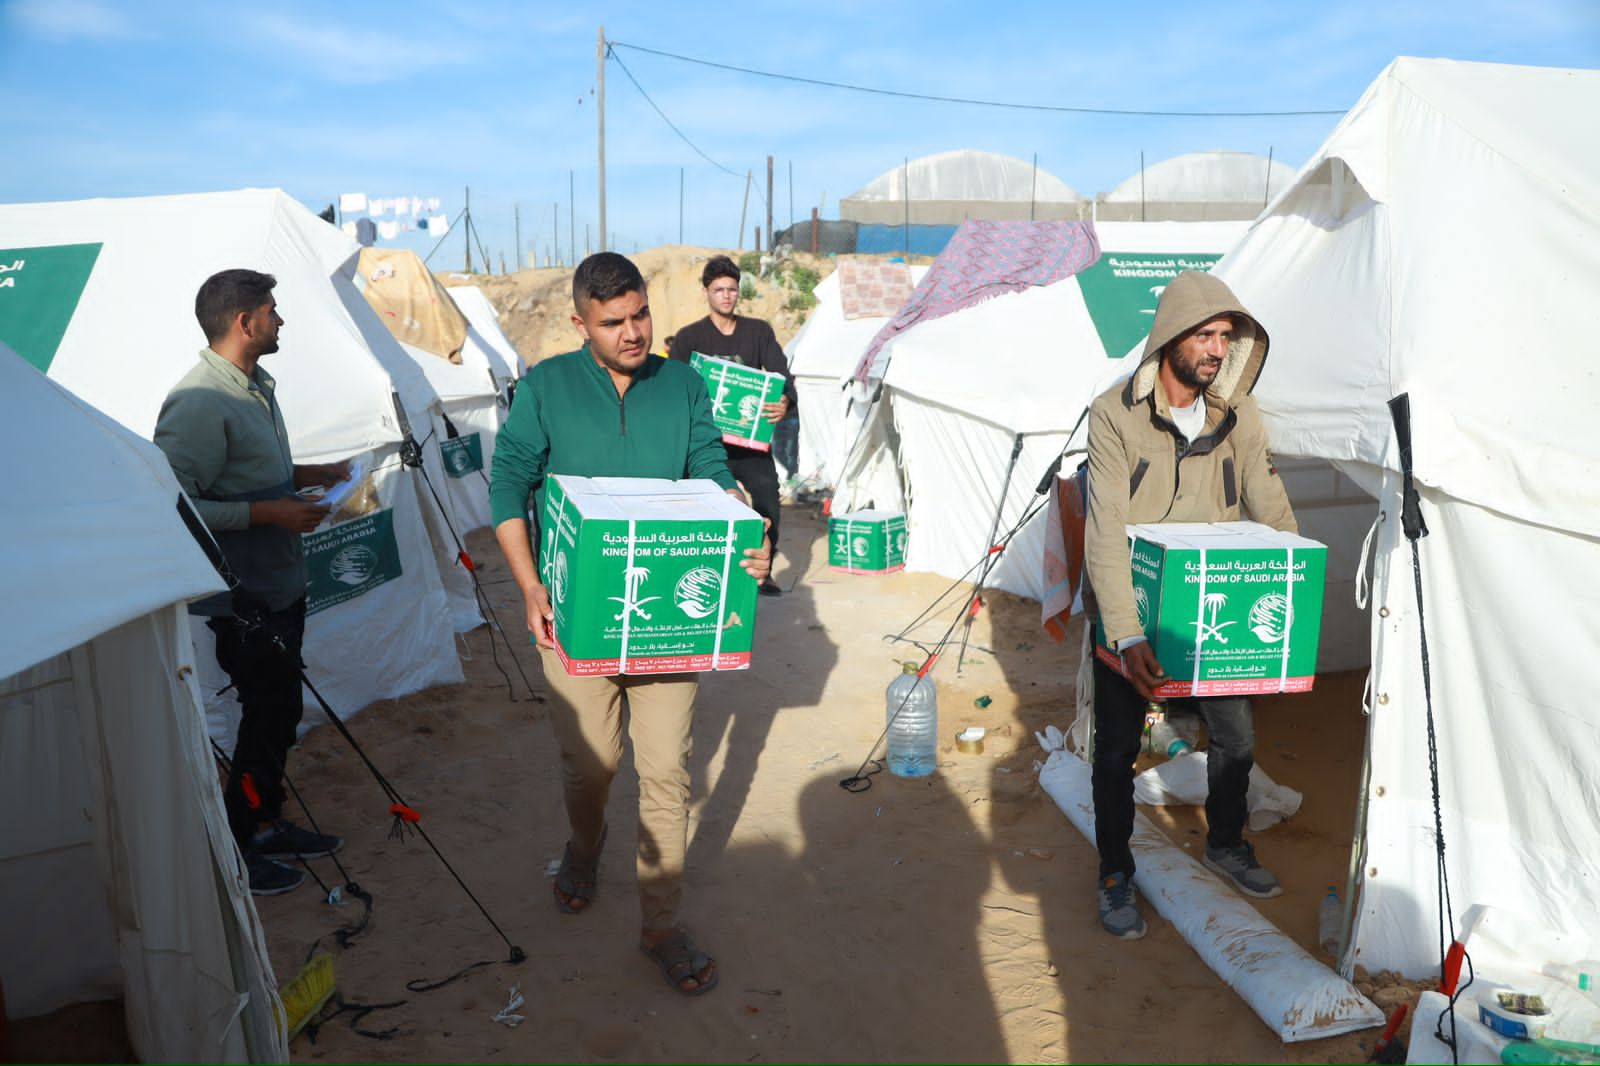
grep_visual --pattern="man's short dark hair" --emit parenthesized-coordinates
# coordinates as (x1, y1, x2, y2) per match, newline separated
(195, 269, 277, 344)
(700, 255, 740, 288)
(572, 252, 645, 312)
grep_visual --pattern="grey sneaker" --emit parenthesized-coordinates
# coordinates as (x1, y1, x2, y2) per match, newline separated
(1097, 872, 1147, 940)
(1202, 840, 1283, 899)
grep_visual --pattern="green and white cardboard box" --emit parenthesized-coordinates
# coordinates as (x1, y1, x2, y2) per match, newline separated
(827, 510, 908, 574)
(689, 352, 785, 451)
(540, 474, 765, 676)
(1094, 521, 1328, 697)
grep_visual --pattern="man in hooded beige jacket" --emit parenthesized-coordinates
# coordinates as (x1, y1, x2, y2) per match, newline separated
(1082, 270, 1297, 940)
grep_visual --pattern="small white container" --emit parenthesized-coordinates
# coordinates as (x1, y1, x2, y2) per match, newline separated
(1477, 989, 1551, 1040)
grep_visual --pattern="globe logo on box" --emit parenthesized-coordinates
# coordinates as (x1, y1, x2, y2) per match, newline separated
(1133, 586, 1151, 628)
(448, 447, 472, 474)
(330, 545, 379, 586)
(738, 395, 761, 423)
(674, 567, 723, 619)
(1248, 593, 1292, 643)
(550, 551, 570, 604)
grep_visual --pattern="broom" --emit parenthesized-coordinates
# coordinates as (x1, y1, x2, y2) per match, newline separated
(277, 953, 338, 1041)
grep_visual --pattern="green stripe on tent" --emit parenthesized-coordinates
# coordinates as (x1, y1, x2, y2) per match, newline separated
(1077, 252, 1222, 358)
(0, 243, 103, 373)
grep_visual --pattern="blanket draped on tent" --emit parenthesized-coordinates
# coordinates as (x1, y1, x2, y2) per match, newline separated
(852, 219, 1100, 382)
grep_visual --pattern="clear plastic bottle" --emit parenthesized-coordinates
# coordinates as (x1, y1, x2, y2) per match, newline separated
(886, 662, 938, 778)
(1143, 702, 1193, 758)
(1317, 885, 1342, 956)
(1148, 718, 1194, 758)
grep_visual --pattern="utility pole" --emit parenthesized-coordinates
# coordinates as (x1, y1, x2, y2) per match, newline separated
(765, 155, 773, 257)
(553, 202, 559, 267)
(738, 169, 751, 250)
(465, 185, 473, 273)
(597, 25, 607, 253)
(514, 204, 522, 270)
(569, 169, 576, 265)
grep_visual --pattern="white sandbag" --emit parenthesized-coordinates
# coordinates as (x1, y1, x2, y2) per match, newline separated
(1037, 748, 1384, 1042)
(1132, 752, 1305, 830)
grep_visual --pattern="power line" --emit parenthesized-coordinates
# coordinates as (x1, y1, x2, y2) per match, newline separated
(609, 40, 1345, 118)
(606, 43, 768, 211)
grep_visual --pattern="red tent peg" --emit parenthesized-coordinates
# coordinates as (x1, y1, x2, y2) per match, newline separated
(389, 802, 422, 824)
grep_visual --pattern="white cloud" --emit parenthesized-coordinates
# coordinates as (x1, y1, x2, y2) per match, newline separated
(6, 0, 152, 42)
(238, 12, 475, 85)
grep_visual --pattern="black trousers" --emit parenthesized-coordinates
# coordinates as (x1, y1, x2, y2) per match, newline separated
(209, 599, 307, 849)
(727, 449, 780, 558)
(1090, 654, 1255, 879)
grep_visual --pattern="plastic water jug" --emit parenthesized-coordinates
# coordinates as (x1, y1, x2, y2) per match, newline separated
(886, 662, 938, 778)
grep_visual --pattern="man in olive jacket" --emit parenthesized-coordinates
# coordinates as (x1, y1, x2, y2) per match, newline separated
(1082, 270, 1297, 939)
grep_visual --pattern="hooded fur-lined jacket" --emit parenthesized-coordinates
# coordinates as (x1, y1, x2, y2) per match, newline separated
(1083, 270, 1297, 649)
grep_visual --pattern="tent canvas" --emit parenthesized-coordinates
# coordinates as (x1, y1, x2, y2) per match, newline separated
(0, 346, 286, 1063)
(785, 263, 929, 491)
(1212, 57, 1600, 978)
(0, 188, 466, 742)
(870, 221, 1252, 602)
(356, 251, 514, 543)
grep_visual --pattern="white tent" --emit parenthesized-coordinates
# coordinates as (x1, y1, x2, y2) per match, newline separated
(1212, 57, 1600, 978)
(448, 285, 523, 378)
(354, 251, 516, 536)
(785, 264, 929, 491)
(873, 222, 1249, 600)
(0, 346, 286, 1063)
(0, 188, 466, 742)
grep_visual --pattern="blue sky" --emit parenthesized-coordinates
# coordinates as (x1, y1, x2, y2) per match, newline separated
(3, 0, 1596, 269)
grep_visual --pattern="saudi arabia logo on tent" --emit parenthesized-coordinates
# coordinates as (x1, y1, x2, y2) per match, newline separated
(0, 243, 103, 373)
(1076, 252, 1222, 359)
(441, 433, 483, 478)
(304, 509, 404, 615)
(331, 545, 379, 586)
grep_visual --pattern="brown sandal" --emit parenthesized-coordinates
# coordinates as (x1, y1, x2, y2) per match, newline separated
(553, 826, 606, 914)
(639, 930, 719, 996)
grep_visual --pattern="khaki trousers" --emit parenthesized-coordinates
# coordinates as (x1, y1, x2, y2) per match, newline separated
(537, 647, 698, 930)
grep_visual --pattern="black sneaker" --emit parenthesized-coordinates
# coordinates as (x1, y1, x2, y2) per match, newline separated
(246, 851, 306, 896)
(1097, 872, 1147, 940)
(1202, 840, 1283, 899)
(758, 577, 783, 597)
(254, 821, 343, 861)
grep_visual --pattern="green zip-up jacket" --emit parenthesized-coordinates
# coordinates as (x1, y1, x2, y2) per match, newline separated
(488, 347, 737, 547)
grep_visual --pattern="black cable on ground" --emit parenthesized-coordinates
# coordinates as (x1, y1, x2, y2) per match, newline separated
(177, 495, 527, 978)
(843, 422, 1088, 791)
(410, 439, 539, 703)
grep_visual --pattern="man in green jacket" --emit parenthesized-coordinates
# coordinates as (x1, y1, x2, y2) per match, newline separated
(1082, 270, 1298, 940)
(489, 252, 770, 997)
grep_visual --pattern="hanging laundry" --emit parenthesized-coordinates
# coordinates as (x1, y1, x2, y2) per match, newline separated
(377, 219, 400, 241)
(426, 214, 450, 237)
(340, 221, 358, 239)
(339, 192, 368, 214)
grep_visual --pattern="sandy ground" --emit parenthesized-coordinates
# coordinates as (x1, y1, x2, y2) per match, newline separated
(136, 504, 1405, 1066)
(441, 246, 840, 370)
